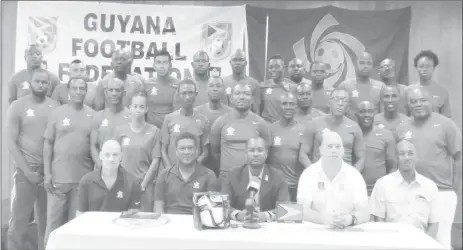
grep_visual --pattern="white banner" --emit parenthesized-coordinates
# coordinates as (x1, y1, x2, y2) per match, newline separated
(15, 2, 246, 82)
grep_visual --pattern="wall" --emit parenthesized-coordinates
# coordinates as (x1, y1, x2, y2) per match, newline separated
(1, 0, 462, 202)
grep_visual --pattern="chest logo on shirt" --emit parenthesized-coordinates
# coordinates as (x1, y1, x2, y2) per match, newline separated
(22, 82, 30, 90)
(226, 87, 232, 95)
(150, 87, 158, 95)
(433, 124, 440, 128)
(352, 89, 359, 98)
(274, 136, 282, 146)
(117, 191, 123, 199)
(26, 109, 35, 117)
(193, 181, 200, 189)
(266, 88, 273, 95)
(376, 124, 385, 129)
(433, 95, 439, 99)
(122, 137, 131, 146)
(226, 126, 235, 136)
(67, 94, 71, 100)
(173, 124, 180, 133)
(101, 119, 109, 127)
(404, 131, 412, 140)
(62, 118, 71, 126)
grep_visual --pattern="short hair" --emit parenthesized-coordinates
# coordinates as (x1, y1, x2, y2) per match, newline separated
(175, 132, 198, 148)
(153, 49, 172, 62)
(24, 44, 41, 56)
(30, 68, 50, 80)
(177, 79, 197, 92)
(414, 50, 439, 68)
(67, 77, 88, 90)
(70, 59, 83, 65)
(268, 54, 285, 64)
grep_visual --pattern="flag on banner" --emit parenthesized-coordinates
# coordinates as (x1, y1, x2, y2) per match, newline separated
(246, 5, 412, 88)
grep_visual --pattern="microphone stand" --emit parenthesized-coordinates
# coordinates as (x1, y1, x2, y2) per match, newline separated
(243, 197, 261, 229)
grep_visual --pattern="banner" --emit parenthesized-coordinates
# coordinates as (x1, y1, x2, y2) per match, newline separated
(246, 5, 411, 88)
(15, 2, 246, 82)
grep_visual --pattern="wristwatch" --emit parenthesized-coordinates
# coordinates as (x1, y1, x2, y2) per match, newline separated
(350, 214, 357, 226)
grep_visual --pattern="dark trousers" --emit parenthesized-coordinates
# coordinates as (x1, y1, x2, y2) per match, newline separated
(7, 169, 47, 250)
(289, 186, 298, 203)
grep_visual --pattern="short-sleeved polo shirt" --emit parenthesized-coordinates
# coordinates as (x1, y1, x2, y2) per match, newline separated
(160, 110, 209, 166)
(374, 113, 410, 142)
(293, 108, 325, 125)
(113, 123, 161, 180)
(370, 171, 439, 232)
(44, 104, 95, 183)
(304, 115, 365, 165)
(209, 110, 271, 173)
(362, 125, 396, 193)
(268, 121, 306, 187)
(144, 77, 178, 128)
(93, 108, 131, 150)
(338, 78, 385, 121)
(297, 160, 368, 223)
(260, 79, 298, 123)
(154, 164, 217, 214)
(194, 103, 232, 129)
(396, 113, 462, 190)
(77, 167, 142, 212)
(9, 96, 59, 169)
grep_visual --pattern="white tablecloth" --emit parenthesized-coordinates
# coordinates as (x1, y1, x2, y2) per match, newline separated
(46, 212, 444, 249)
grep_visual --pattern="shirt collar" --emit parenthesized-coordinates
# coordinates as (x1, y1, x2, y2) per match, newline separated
(248, 165, 265, 180)
(171, 162, 203, 182)
(392, 170, 422, 187)
(93, 166, 126, 189)
(314, 160, 348, 182)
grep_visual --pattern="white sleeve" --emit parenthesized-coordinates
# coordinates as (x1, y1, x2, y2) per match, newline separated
(297, 169, 315, 215)
(353, 171, 368, 204)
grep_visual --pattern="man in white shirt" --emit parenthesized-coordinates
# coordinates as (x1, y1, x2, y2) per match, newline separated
(297, 129, 369, 228)
(370, 139, 439, 239)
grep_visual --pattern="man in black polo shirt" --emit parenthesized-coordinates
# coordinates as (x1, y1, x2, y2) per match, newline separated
(154, 132, 217, 215)
(76, 140, 141, 214)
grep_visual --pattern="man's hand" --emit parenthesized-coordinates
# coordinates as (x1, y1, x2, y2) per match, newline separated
(43, 175, 55, 194)
(236, 210, 247, 222)
(331, 213, 353, 229)
(140, 180, 148, 192)
(25, 171, 43, 185)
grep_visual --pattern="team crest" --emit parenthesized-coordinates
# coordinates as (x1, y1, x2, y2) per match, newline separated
(28, 16, 58, 54)
(201, 23, 232, 62)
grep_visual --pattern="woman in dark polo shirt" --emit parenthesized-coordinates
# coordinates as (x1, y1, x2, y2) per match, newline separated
(76, 140, 141, 214)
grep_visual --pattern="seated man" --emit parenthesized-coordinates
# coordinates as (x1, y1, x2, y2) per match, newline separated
(154, 132, 217, 215)
(222, 137, 289, 222)
(297, 130, 369, 228)
(76, 140, 142, 215)
(370, 139, 439, 239)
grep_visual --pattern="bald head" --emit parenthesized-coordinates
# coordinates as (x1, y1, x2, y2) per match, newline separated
(193, 50, 210, 62)
(320, 130, 344, 161)
(358, 100, 374, 111)
(101, 140, 121, 153)
(231, 49, 246, 61)
(192, 50, 210, 76)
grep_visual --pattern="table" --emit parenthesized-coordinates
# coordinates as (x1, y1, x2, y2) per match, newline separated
(46, 212, 444, 249)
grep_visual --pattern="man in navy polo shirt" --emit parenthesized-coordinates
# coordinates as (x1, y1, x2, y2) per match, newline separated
(76, 140, 141, 215)
(154, 132, 217, 215)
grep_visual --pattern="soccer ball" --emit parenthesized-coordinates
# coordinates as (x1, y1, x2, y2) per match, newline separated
(35, 35, 49, 50)
(314, 41, 344, 74)
(210, 38, 225, 56)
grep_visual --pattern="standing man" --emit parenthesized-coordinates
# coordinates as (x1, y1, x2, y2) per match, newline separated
(260, 55, 297, 123)
(293, 82, 325, 124)
(223, 49, 261, 113)
(43, 78, 95, 244)
(370, 140, 439, 239)
(297, 130, 369, 227)
(407, 50, 452, 118)
(338, 52, 385, 122)
(90, 78, 130, 169)
(378, 58, 407, 114)
(154, 132, 217, 215)
(51, 59, 95, 108)
(268, 93, 307, 202)
(300, 89, 365, 170)
(374, 86, 410, 141)
(145, 50, 179, 128)
(222, 137, 289, 222)
(356, 101, 396, 195)
(210, 83, 270, 184)
(310, 61, 332, 114)
(161, 80, 209, 171)
(94, 49, 145, 111)
(7, 68, 59, 250)
(397, 86, 461, 249)
(288, 58, 311, 85)
(8, 44, 60, 104)
(195, 77, 231, 175)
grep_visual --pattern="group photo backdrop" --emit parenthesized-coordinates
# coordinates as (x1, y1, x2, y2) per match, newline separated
(1, 0, 462, 227)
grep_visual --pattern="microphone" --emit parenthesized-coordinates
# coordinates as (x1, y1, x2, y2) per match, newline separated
(243, 176, 262, 229)
(247, 176, 261, 199)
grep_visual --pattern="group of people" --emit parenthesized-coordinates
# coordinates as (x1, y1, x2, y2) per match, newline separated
(5, 43, 462, 250)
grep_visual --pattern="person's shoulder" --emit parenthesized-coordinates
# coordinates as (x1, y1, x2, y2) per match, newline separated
(433, 112, 458, 129)
(129, 72, 145, 83)
(80, 170, 100, 184)
(269, 120, 280, 130)
(222, 75, 233, 82)
(44, 97, 60, 108)
(197, 164, 216, 178)
(416, 173, 438, 189)
(267, 165, 285, 180)
(300, 161, 320, 178)
(146, 123, 160, 133)
(9, 69, 28, 81)
(165, 109, 181, 119)
(83, 105, 95, 114)
(193, 103, 207, 113)
(249, 112, 266, 123)
(371, 78, 385, 87)
(260, 79, 273, 88)
(374, 172, 396, 188)
(194, 110, 209, 121)
(343, 162, 364, 179)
